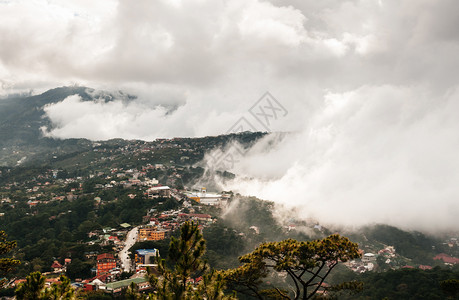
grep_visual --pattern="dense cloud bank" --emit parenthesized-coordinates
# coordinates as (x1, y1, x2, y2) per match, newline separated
(2, 0, 459, 231)
(217, 86, 459, 232)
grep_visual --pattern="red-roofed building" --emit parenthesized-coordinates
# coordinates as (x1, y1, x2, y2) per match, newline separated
(402, 265, 415, 269)
(194, 276, 203, 284)
(191, 213, 212, 221)
(45, 277, 61, 287)
(51, 260, 64, 272)
(13, 279, 26, 287)
(418, 265, 432, 270)
(108, 236, 122, 244)
(97, 253, 116, 275)
(83, 273, 113, 284)
(433, 253, 459, 264)
(83, 283, 96, 291)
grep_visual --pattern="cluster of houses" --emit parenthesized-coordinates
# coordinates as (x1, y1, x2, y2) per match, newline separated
(76, 249, 158, 294)
(2, 162, 228, 215)
(138, 208, 215, 242)
(10, 247, 162, 295)
(433, 253, 459, 266)
(0, 166, 162, 211)
(0, 135, 259, 296)
(78, 246, 209, 295)
(75, 194, 219, 295)
(86, 225, 132, 251)
(345, 251, 376, 273)
(345, 243, 459, 273)
(346, 246, 397, 273)
(0, 134, 235, 217)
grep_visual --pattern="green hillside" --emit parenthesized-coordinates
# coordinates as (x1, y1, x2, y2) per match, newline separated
(0, 87, 106, 166)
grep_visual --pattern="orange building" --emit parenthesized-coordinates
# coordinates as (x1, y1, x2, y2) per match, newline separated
(97, 253, 116, 275)
(138, 227, 166, 241)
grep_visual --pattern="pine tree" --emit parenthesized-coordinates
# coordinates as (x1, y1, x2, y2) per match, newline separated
(147, 221, 233, 300)
(148, 221, 207, 299)
(125, 281, 147, 300)
(224, 234, 361, 300)
(16, 272, 75, 300)
(0, 230, 20, 288)
(45, 274, 76, 300)
(15, 272, 46, 300)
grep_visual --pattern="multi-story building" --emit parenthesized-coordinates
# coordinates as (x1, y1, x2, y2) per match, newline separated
(97, 253, 116, 275)
(138, 227, 166, 241)
(185, 187, 221, 206)
(147, 186, 171, 198)
(135, 249, 159, 266)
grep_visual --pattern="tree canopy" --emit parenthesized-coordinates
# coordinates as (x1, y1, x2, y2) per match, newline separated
(15, 272, 75, 300)
(224, 234, 361, 300)
(147, 221, 233, 300)
(0, 231, 20, 288)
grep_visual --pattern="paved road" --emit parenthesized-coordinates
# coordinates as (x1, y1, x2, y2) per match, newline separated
(119, 226, 139, 272)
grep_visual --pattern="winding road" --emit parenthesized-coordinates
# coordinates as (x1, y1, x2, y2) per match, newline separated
(119, 226, 139, 272)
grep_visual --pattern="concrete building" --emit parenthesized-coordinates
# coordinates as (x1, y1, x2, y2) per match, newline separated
(144, 178, 159, 186)
(185, 188, 221, 206)
(147, 186, 171, 198)
(97, 253, 117, 276)
(135, 249, 159, 266)
(138, 227, 166, 241)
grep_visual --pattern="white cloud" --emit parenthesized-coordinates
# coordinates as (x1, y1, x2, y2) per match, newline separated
(219, 85, 459, 232)
(237, 0, 307, 47)
(322, 38, 348, 56)
(2, 0, 459, 231)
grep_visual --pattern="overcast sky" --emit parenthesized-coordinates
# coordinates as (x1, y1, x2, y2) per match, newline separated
(1, 0, 459, 231)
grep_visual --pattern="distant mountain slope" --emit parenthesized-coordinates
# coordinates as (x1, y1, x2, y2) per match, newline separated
(0, 87, 97, 165)
(0, 86, 94, 146)
(0, 86, 267, 167)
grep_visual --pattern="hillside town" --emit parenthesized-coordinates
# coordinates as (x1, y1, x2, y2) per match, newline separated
(2, 171, 227, 296)
(1, 136, 459, 298)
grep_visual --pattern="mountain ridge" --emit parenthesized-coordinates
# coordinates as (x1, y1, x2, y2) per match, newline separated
(0, 86, 100, 166)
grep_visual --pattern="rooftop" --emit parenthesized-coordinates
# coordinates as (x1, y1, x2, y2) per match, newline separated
(97, 253, 115, 261)
(105, 277, 148, 290)
(185, 192, 221, 198)
(148, 186, 170, 191)
(135, 249, 158, 256)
